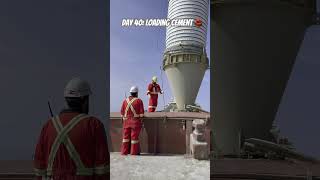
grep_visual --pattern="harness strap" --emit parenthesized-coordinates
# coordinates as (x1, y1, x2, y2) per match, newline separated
(34, 114, 110, 177)
(123, 98, 139, 119)
(52, 116, 91, 174)
(47, 114, 90, 176)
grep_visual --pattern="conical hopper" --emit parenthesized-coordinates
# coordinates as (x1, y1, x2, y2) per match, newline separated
(165, 61, 207, 110)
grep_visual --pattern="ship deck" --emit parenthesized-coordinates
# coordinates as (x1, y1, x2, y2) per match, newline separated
(1, 156, 320, 179)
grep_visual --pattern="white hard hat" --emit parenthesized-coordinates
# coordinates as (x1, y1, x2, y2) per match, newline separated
(129, 86, 139, 93)
(152, 76, 157, 82)
(64, 77, 92, 97)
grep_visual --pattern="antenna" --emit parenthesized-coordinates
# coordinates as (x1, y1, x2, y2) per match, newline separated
(160, 66, 166, 111)
(48, 100, 54, 117)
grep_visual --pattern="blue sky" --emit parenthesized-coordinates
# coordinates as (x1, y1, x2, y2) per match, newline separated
(110, 0, 210, 112)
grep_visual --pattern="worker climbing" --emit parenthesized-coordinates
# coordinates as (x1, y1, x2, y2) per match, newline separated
(147, 76, 163, 112)
(120, 86, 145, 155)
(33, 77, 110, 180)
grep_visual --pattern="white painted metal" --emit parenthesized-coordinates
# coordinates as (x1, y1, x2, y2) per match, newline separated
(164, 0, 209, 110)
(165, 63, 207, 110)
(166, 0, 209, 49)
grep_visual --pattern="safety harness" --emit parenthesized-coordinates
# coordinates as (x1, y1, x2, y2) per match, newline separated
(34, 114, 109, 178)
(147, 84, 160, 95)
(122, 97, 143, 144)
(122, 97, 143, 120)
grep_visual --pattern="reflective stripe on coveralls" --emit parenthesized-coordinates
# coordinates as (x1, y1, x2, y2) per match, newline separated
(93, 164, 109, 175)
(123, 98, 140, 120)
(122, 139, 130, 143)
(33, 168, 46, 176)
(131, 140, 139, 144)
(52, 114, 92, 175)
(41, 114, 109, 176)
(48, 114, 91, 176)
(33, 114, 89, 177)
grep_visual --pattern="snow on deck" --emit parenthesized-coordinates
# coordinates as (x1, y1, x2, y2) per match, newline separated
(110, 152, 210, 180)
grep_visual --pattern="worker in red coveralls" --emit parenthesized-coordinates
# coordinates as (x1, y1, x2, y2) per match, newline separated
(147, 76, 163, 112)
(120, 86, 145, 155)
(33, 77, 110, 180)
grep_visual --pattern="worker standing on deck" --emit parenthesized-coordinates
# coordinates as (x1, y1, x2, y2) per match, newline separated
(147, 76, 163, 112)
(33, 78, 110, 180)
(120, 86, 144, 155)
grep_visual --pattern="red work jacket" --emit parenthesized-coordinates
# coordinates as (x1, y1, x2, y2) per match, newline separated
(147, 83, 162, 107)
(120, 96, 144, 128)
(33, 112, 110, 180)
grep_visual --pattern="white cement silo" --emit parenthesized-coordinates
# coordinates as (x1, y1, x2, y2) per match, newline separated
(163, 0, 209, 110)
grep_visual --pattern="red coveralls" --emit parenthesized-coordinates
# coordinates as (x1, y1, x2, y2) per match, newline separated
(33, 112, 110, 180)
(147, 83, 162, 112)
(120, 96, 144, 155)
